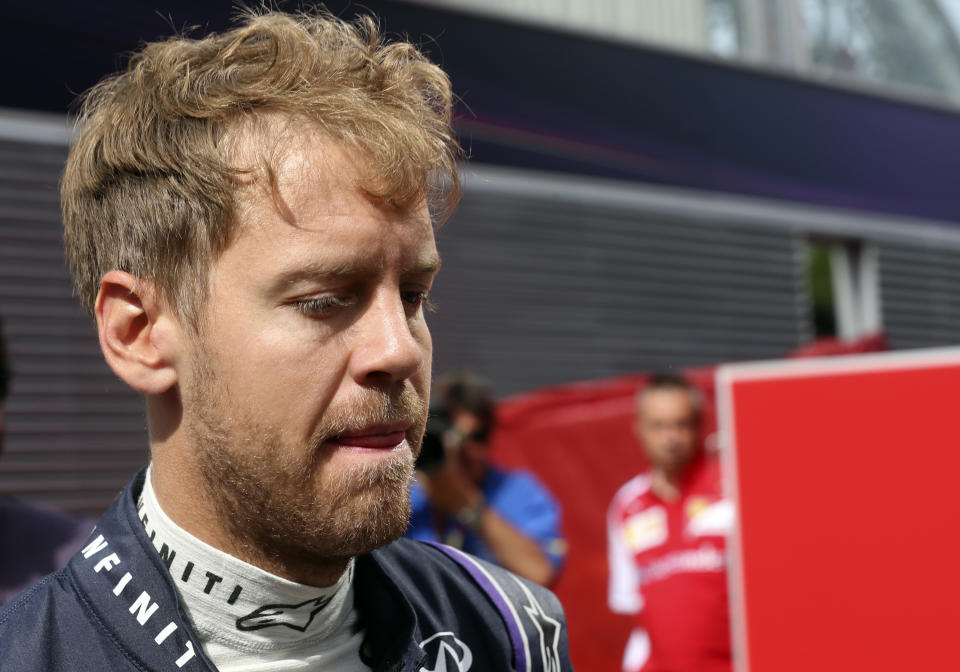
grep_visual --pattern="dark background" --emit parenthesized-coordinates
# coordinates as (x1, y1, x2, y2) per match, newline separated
(4, 0, 960, 224)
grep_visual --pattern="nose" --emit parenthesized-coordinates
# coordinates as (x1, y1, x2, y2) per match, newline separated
(349, 290, 426, 386)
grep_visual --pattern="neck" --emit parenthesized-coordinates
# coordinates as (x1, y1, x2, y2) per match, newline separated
(650, 467, 684, 502)
(217, 538, 351, 589)
(136, 472, 362, 665)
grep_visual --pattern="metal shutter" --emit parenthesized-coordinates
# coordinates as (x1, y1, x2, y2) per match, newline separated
(430, 166, 812, 395)
(0, 129, 147, 518)
(879, 242, 960, 350)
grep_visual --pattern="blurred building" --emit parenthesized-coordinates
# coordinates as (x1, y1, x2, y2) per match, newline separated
(2, 0, 960, 517)
(414, 0, 960, 105)
(416, 0, 712, 51)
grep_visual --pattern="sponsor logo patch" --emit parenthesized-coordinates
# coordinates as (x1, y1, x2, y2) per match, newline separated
(685, 496, 711, 523)
(419, 632, 473, 672)
(686, 499, 734, 537)
(623, 507, 667, 553)
(235, 595, 333, 632)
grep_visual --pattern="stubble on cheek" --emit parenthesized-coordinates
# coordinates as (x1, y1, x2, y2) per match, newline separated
(184, 359, 428, 566)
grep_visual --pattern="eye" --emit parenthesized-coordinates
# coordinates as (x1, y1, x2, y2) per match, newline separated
(402, 290, 437, 312)
(293, 295, 355, 317)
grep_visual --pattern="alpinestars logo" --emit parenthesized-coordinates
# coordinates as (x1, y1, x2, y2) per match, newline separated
(418, 632, 473, 672)
(514, 577, 562, 672)
(236, 595, 333, 632)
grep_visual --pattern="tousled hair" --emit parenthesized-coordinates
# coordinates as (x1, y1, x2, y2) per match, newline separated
(62, 8, 461, 325)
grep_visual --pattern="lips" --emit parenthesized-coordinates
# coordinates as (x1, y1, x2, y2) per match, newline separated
(331, 425, 410, 450)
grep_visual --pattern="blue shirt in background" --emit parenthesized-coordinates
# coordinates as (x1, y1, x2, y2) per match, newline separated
(406, 466, 566, 572)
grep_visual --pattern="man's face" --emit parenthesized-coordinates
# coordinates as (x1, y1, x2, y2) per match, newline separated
(180, 132, 439, 564)
(637, 388, 700, 475)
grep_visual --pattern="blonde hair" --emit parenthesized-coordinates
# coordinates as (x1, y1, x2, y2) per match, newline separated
(62, 8, 460, 325)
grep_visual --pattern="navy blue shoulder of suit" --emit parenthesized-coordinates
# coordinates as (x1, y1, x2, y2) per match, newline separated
(0, 468, 574, 671)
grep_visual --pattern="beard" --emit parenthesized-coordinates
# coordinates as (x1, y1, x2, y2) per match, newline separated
(183, 353, 426, 569)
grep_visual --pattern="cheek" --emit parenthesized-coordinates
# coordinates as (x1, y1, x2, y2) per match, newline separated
(414, 317, 432, 350)
(223, 328, 340, 404)
(250, 321, 338, 368)
(413, 319, 433, 380)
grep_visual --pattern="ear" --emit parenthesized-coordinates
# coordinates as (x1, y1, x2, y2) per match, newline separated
(95, 271, 182, 394)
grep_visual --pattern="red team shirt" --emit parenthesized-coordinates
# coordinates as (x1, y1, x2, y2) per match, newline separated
(607, 456, 733, 672)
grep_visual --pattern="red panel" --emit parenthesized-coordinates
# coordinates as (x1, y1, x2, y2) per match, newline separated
(727, 359, 960, 671)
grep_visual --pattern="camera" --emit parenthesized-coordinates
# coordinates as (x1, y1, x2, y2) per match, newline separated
(415, 403, 451, 473)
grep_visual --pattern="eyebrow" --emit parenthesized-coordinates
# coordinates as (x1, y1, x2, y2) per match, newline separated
(406, 254, 443, 276)
(272, 253, 442, 288)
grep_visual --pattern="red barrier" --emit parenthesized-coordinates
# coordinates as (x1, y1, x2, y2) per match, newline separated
(492, 374, 648, 670)
(718, 347, 960, 670)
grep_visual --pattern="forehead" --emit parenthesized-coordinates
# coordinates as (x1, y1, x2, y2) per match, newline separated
(229, 118, 383, 221)
(639, 388, 697, 417)
(224, 117, 435, 262)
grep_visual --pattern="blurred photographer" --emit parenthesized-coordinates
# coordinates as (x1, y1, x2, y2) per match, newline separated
(406, 370, 566, 586)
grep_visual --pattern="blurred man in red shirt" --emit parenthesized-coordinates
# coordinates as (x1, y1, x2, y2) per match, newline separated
(607, 374, 733, 672)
